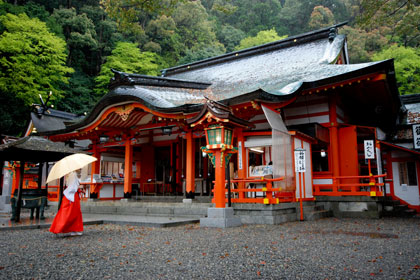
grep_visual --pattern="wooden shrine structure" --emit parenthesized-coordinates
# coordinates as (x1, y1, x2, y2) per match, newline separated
(8, 23, 419, 214)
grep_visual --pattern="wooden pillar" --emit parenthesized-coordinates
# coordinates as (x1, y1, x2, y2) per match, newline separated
(37, 162, 43, 189)
(329, 93, 340, 179)
(236, 128, 246, 199)
(15, 161, 25, 222)
(176, 137, 182, 188)
(203, 154, 209, 195)
(36, 162, 43, 219)
(58, 177, 64, 210)
(185, 130, 195, 198)
(124, 138, 133, 198)
(11, 164, 20, 198)
(90, 144, 101, 198)
(214, 150, 226, 208)
(171, 142, 177, 194)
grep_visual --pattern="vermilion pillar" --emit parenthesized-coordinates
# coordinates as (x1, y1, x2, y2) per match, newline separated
(214, 150, 226, 208)
(185, 130, 195, 197)
(124, 138, 133, 198)
(328, 93, 340, 178)
(90, 143, 101, 196)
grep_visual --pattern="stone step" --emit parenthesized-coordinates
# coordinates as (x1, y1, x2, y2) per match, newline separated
(80, 201, 212, 218)
(132, 196, 212, 203)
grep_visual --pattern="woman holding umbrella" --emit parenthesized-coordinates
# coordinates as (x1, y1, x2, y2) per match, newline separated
(46, 153, 97, 237)
(49, 170, 84, 236)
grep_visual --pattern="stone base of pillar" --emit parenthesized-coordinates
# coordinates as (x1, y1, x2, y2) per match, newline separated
(200, 207, 241, 228)
(0, 196, 11, 213)
(120, 198, 130, 203)
(182, 198, 193, 203)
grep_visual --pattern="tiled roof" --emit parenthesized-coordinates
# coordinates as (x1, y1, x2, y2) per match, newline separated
(38, 23, 401, 135)
(0, 136, 81, 161)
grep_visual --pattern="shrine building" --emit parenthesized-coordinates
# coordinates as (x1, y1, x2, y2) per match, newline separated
(4, 23, 420, 222)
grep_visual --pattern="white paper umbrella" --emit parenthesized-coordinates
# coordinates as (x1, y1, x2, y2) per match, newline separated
(46, 153, 97, 184)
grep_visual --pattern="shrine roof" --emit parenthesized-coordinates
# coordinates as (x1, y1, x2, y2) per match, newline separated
(37, 23, 401, 135)
(101, 23, 393, 107)
(30, 107, 80, 133)
(0, 136, 82, 162)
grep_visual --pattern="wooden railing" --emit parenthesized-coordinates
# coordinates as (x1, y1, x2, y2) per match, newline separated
(47, 185, 59, 201)
(225, 177, 295, 204)
(313, 174, 387, 196)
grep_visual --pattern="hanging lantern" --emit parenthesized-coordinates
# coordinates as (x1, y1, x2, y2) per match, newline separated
(99, 134, 109, 143)
(161, 126, 173, 136)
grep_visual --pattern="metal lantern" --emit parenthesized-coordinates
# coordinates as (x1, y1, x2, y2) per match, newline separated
(205, 125, 233, 149)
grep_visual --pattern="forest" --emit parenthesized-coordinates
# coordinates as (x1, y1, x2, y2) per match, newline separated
(0, 0, 419, 136)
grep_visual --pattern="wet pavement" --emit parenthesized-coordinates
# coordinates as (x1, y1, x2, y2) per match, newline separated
(0, 209, 199, 231)
(1, 216, 419, 279)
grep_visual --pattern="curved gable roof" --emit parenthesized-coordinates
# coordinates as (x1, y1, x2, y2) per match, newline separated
(39, 23, 402, 135)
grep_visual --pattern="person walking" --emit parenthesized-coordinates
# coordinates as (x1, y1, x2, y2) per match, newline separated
(49, 170, 83, 236)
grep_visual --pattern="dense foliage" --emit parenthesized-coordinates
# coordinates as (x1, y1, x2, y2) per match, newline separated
(0, 0, 418, 136)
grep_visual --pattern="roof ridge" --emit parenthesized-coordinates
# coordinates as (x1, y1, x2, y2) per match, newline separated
(109, 69, 211, 89)
(162, 22, 348, 76)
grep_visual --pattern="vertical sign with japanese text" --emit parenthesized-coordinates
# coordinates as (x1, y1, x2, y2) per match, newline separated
(413, 124, 420, 149)
(294, 149, 306, 173)
(364, 140, 375, 159)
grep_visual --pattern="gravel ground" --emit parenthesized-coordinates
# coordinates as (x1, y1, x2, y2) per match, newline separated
(1, 217, 419, 280)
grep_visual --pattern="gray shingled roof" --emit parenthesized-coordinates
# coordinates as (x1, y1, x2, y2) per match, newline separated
(37, 24, 401, 135)
(165, 34, 349, 98)
(0, 136, 82, 161)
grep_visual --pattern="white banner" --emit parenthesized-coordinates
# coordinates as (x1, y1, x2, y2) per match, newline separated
(294, 149, 306, 173)
(364, 140, 375, 159)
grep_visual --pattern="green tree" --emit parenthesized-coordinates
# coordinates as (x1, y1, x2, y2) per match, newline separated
(357, 0, 419, 47)
(342, 25, 390, 63)
(58, 71, 96, 115)
(95, 41, 162, 95)
(79, 5, 124, 73)
(278, 0, 351, 35)
(144, 14, 183, 64)
(235, 29, 287, 51)
(308, 6, 335, 29)
(0, 13, 73, 105)
(372, 45, 420, 95)
(100, 0, 180, 36)
(52, 8, 98, 71)
(234, 0, 283, 35)
(0, 89, 29, 136)
(172, 1, 218, 51)
(217, 24, 245, 52)
(178, 43, 226, 65)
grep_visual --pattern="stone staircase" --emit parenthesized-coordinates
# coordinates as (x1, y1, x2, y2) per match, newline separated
(80, 198, 332, 225)
(234, 201, 331, 224)
(382, 197, 417, 217)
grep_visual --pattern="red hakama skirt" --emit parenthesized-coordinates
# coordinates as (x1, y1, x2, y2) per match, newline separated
(49, 191, 83, 234)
